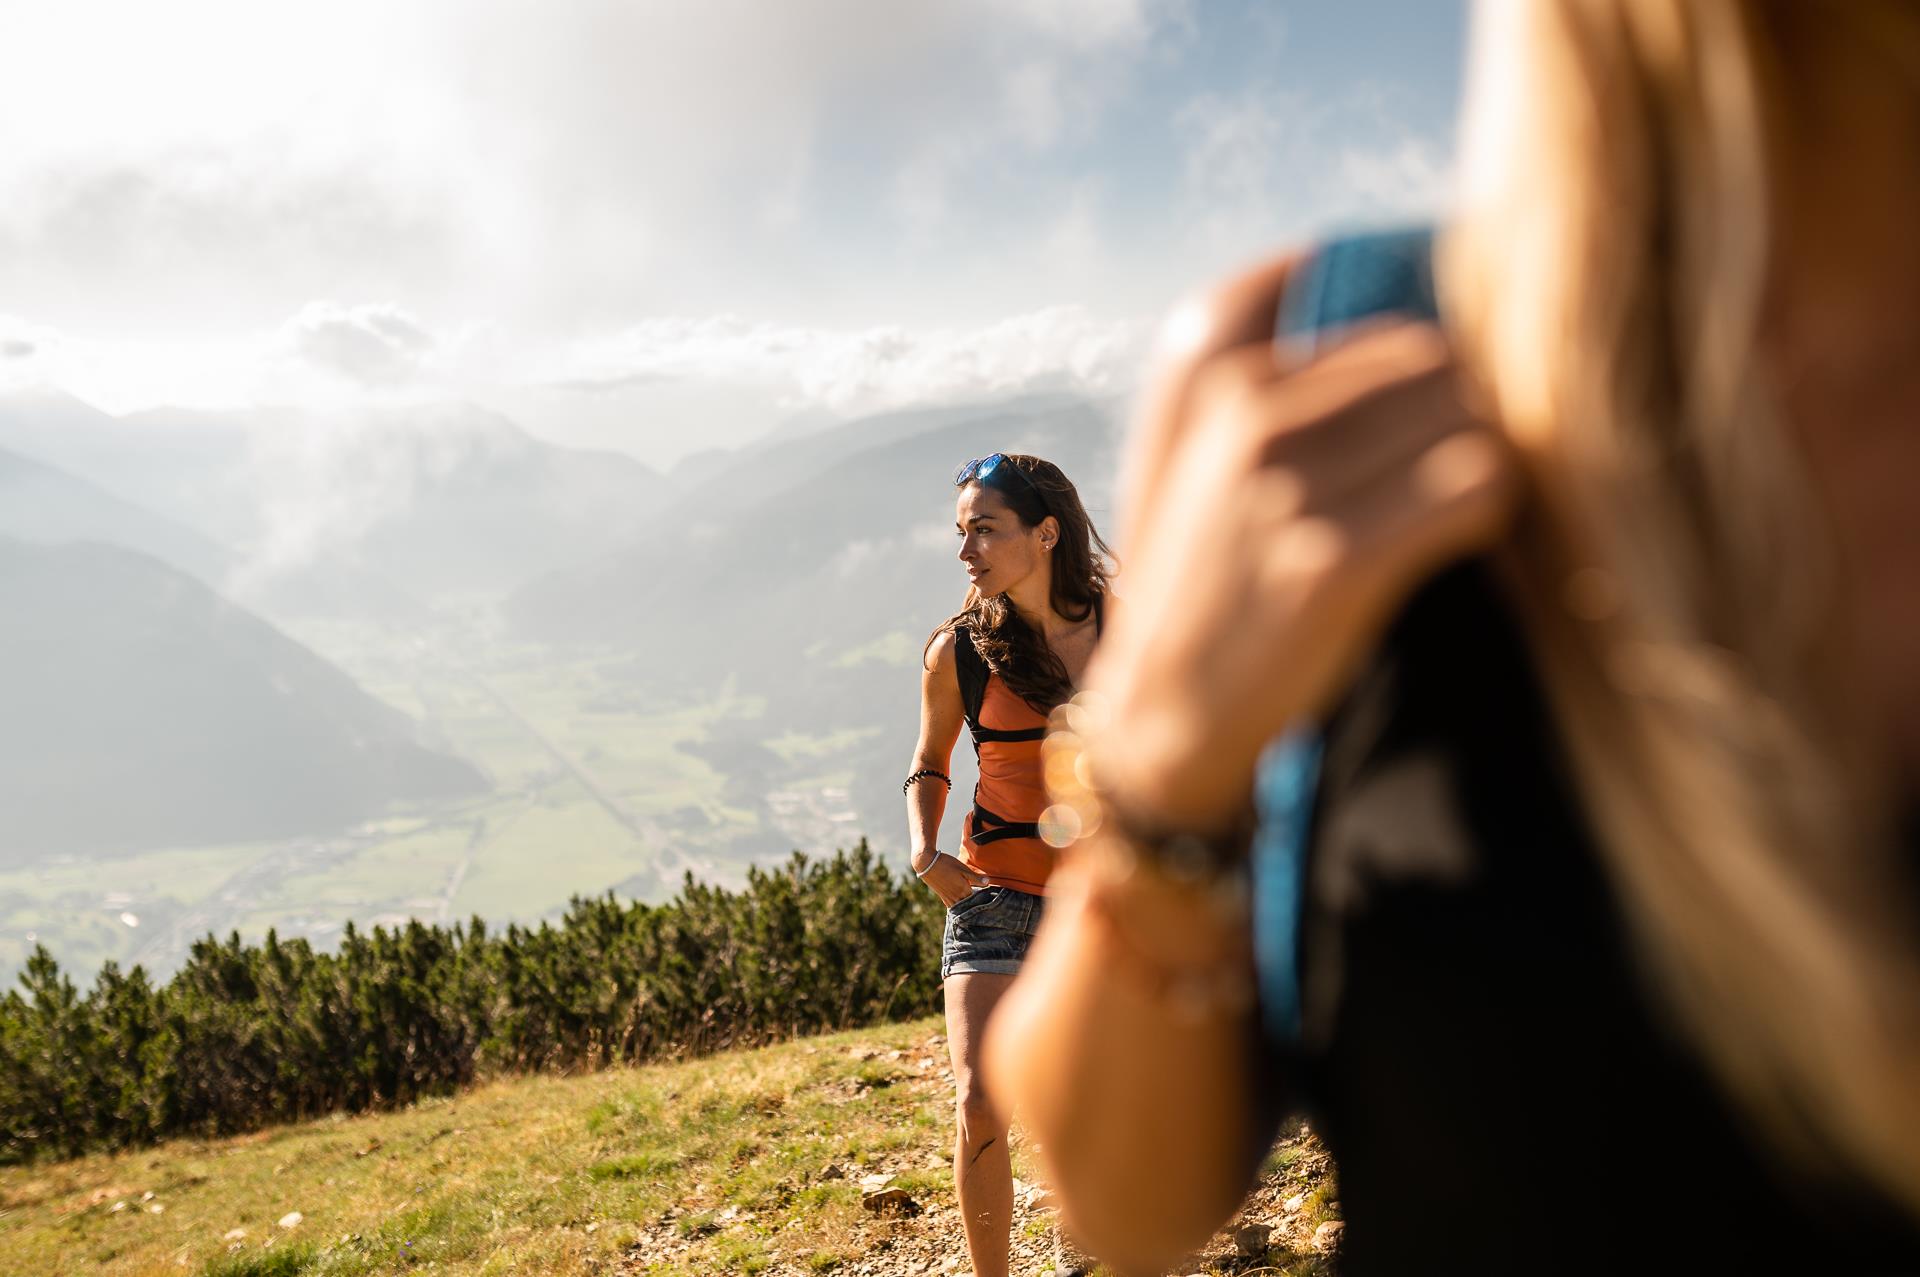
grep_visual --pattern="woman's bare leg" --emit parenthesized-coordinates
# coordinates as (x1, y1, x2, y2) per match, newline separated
(946, 971, 1016, 1277)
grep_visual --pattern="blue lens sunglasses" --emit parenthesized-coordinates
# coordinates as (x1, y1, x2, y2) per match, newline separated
(953, 452, 1032, 488)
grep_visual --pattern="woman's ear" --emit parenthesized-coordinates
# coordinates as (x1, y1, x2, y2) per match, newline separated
(1038, 515, 1061, 551)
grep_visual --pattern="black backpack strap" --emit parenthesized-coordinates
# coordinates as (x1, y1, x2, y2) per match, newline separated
(953, 625, 1048, 747)
(970, 799, 1041, 846)
(954, 626, 990, 737)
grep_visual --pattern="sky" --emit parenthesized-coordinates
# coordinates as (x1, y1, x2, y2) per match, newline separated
(0, 0, 1467, 467)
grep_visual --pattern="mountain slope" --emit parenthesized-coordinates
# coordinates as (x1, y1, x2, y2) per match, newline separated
(0, 538, 486, 859)
(0, 389, 258, 543)
(508, 393, 1123, 666)
(663, 390, 1102, 528)
(0, 392, 675, 613)
(0, 1016, 1341, 1277)
(127, 402, 676, 601)
(503, 393, 1125, 862)
(0, 445, 233, 584)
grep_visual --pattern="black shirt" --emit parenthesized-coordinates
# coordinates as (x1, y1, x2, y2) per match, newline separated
(1272, 561, 1920, 1274)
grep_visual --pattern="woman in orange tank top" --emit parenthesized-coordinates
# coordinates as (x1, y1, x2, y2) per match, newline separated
(905, 451, 1112, 1277)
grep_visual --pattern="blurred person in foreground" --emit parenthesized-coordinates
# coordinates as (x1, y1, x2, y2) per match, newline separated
(986, 1, 1920, 1273)
(905, 453, 1110, 1277)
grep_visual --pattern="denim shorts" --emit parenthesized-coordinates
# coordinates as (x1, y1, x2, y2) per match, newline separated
(941, 886, 1044, 980)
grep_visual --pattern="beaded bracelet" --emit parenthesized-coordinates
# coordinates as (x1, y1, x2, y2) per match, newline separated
(902, 768, 952, 795)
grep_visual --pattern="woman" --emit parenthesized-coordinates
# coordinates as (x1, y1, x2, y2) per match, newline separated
(905, 451, 1110, 1277)
(987, 2, 1920, 1274)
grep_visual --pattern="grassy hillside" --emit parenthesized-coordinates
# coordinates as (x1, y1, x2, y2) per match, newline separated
(0, 1018, 1341, 1277)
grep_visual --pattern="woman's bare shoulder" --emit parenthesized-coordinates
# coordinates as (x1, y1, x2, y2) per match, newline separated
(923, 627, 958, 674)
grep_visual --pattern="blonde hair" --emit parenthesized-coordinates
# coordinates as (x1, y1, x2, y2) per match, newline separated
(1443, 0, 1920, 1208)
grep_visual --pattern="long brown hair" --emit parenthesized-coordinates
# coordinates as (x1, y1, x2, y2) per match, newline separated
(928, 453, 1114, 713)
(1445, 0, 1920, 1207)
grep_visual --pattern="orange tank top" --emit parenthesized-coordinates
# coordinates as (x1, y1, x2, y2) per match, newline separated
(959, 675, 1055, 894)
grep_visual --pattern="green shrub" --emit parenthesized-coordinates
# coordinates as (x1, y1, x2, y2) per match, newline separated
(0, 842, 942, 1162)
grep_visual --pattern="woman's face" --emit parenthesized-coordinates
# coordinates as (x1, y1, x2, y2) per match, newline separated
(955, 483, 1049, 597)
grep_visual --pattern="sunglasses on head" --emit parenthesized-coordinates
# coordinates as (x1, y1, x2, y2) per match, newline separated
(953, 452, 1031, 488)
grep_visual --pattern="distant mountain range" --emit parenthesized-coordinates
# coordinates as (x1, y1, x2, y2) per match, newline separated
(0, 445, 232, 584)
(509, 391, 1124, 672)
(0, 391, 674, 612)
(0, 538, 486, 860)
(0, 384, 1128, 862)
(506, 392, 1129, 847)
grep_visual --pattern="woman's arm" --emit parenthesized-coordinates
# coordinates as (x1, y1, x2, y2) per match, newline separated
(908, 630, 985, 907)
(986, 848, 1271, 1272)
(985, 251, 1518, 1273)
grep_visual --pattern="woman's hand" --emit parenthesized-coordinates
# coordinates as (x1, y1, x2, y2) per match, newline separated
(915, 851, 990, 908)
(1087, 261, 1520, 832)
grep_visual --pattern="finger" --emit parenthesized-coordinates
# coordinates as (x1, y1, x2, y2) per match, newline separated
(1256, 323, 1455, 446)
(1168, 252, 1303, 355)
(1123, 252, 1306, 542)
(1159, 347, 1482, 555)
(1167, 327, 1467, 514)
(1303, 431, 1520, 611)
(1268, 382, 1489, 515)
(1285, 315, 1450, 379)
(1117, 343, 1294, 555)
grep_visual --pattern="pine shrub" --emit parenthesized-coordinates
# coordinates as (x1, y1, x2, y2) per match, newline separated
(0, 841, 944, 1162)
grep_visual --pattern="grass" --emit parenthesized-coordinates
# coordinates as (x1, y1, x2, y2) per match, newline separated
(0, 1019, 951, 1277)
(449, 783, 649, 919)
(198, 1244, 319, 1276)
(0, 1017, 1340, 1277)
(269, 822, 473, 915)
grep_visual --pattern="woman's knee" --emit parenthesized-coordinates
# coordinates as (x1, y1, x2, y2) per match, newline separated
(954, 1085, 1006, 1146)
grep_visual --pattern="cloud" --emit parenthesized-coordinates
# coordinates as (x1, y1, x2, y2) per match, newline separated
(0, 2, 1464, 457)
(229, 402, 527, 588)
(0, 153, 455, 334)
(0, 1, 1195, 330)
(284, 302, 438, 387)
(982, 0, 1173, 50)
(556, 307, 1148, 416)
(0, 316, 62, 393)
(1174, 80, 1453, 258)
